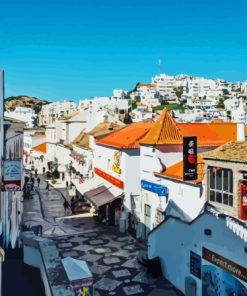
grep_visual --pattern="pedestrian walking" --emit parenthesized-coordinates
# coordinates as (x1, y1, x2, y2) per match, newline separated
(35, 168, 38, 178)
(43, 167, 45, 175)
(46, 181, 50, 191)
(66, 180, 69, 189)
(37, 177, 40, 187)
(31, 177, 35, 184)
(63, 200, 70, 216)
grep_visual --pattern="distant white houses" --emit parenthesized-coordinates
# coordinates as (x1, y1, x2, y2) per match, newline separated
(4, 107, 38, 128)
(39, 100, 77, 126)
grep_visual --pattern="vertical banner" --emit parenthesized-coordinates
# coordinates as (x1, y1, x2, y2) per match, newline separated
(183, 136, 197, 181)
(3, 160, 22, 191)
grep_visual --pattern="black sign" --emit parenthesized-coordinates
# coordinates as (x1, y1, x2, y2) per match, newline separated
(183, 136, 197, 181)
(190, 251, 201, 279)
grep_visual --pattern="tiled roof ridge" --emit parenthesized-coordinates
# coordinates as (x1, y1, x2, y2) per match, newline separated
(140, 108, 182, 145)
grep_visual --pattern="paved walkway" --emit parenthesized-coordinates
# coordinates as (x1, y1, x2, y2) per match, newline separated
(22, 171, 184, 296)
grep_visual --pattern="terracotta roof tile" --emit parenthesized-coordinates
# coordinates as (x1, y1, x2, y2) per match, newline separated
(96, 122, 153, 149)
(89, 121, 123, 138)
(32, 142, 46, 154)
(155, 155, 203, 184)
(141, 108, 238, 146)
(140, 109, 182, 145)
(203, 141, 247, 162)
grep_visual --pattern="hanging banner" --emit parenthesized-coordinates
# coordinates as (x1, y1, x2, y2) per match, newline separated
(202, 247, 247, 283)
(183, 136, 197, 181)
(3, 160, 22, 191)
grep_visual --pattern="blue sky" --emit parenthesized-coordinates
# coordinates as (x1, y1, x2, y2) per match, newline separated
(1, 0, 247, 101)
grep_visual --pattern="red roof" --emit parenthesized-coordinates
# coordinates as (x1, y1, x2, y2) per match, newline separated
(155, 155, 203, 184)
(32, 142, 46, 154)
(96, 122, 154, 149)
(141, 108, 238, 146)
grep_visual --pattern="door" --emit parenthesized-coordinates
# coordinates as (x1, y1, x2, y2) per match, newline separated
(144, 204, 151, 239)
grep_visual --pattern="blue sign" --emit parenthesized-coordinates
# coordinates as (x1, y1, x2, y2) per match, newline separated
(190, 251, 201, 279)
(141, 180, 168, 196)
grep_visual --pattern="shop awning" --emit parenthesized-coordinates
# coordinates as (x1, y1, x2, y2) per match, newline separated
(84, 185, 123, 208)
(72, 175, 124, 207)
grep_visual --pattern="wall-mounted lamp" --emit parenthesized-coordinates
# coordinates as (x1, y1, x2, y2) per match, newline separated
(204, 229, 212, 236)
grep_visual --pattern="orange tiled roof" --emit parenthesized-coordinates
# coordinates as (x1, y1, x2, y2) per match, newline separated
(32, 142, 46, 154)
(96, 122, 154, 149)
(137, 83, 156, 88)
(140, 108, 182, 145)
(155, 155, 203, 184)
(177, 122, 237, 146)
(141, 108, 238, 146)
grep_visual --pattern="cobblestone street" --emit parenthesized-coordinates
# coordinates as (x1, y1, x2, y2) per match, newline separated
(22, 173, 183, 296)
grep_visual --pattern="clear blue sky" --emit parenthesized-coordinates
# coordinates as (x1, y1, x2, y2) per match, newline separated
(1, 0, 247, 101)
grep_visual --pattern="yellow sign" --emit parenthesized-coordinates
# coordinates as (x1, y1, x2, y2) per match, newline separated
(112, 151, 122, 174)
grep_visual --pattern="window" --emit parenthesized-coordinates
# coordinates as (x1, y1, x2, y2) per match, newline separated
(145, 204, 151, 217)
(208, 167, 233, 206)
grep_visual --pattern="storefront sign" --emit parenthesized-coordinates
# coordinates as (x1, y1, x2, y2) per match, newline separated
(190, 251, 201, 279)
(141, 180, 167, 196)
(94, 167, 124, 189)
(3, 160, 22, 191)
(202, 247, 247, 283)
(183, 136, 197, 181)
(112, 151, 122, 174)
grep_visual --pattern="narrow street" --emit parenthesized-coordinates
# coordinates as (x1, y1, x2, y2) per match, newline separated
(20, 171, 184, 296)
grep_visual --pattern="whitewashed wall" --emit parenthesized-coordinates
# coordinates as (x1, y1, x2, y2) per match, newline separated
(148, 213, 247, 295)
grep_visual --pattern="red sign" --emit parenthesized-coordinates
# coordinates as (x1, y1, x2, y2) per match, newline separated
(202, 247, 247, 283)
(94, 167, 124, 189)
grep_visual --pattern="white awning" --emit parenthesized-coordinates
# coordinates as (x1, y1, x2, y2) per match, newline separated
(72, 175, 123, 201)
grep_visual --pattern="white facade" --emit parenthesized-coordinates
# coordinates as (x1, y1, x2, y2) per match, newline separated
(4, 107, 37, 128)
(148, 209, 247, 295)
(0, 70, 5, 296)
(94, 144, 140, 213)
(39, 100, 77, 126)
(79, 97, 128, 113)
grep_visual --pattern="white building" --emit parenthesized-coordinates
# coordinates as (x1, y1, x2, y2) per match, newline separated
(71, 122, 153, 231)
(1, 117, 25, 250)
(0, 69, 5, 296)
(39, 100, 77, 126)
(148, 141, 247, 295)
(79, 96, 128, 113)
(136, 109, 245, 240)
(148, 205, 247, 295)
(23, 130, 46, 165)
(4, 107, 37, 128)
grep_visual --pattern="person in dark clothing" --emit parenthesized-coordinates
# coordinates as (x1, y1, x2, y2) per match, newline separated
(66, 180, 69, 189)
(63, 200, 70, 216)
(34, 169, 38, 178)
(37, 177, 41, 187)
(46, 181, 50, 191)
(43, 167, 45, 175)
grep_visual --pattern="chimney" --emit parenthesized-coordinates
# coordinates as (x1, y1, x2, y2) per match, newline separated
(237, 122, 245, 141)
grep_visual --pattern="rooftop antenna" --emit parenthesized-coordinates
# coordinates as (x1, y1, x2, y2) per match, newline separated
(158, 59, 162, 75)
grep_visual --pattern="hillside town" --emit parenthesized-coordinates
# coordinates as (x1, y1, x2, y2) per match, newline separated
(1, 69, 247, 296)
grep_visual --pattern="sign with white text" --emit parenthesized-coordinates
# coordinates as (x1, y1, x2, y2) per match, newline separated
(183, 136, 197, 181)
(3, 160, 22, 191)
